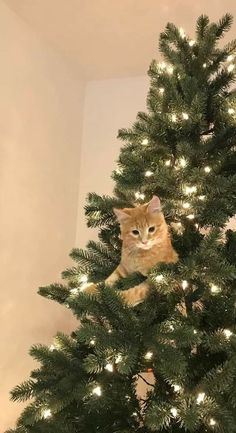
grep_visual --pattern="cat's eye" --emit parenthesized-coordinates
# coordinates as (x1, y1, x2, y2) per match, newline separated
(132, 229, 139, 236)
(148, 226, 156, 233)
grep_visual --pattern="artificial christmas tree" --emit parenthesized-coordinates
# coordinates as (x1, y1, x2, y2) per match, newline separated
(7, 14, 236, 433)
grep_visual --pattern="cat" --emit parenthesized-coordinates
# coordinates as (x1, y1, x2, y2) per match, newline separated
(83, 195, 178, 306)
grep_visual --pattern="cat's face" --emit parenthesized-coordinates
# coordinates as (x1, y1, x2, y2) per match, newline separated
(114, 196, 167, 250)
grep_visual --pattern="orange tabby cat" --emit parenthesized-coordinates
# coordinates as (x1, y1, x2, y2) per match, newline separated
(84, 196, 178, 306)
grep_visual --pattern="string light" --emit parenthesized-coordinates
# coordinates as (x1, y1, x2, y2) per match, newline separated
(228, 64, 235, 72)
(155, 274, 164, 282)
(159, 87, 165, 94)
(135, 192, 145, 200)
(49, 344, 55, 352)
(209, 418, 216, 426)
(184, 185, 197, 194)
(199, 195, 205, 200)
(145, 170, 153, 177)
(203, 63, 207, 68)
(195, 223, 199, 229)
(186, 214, 195, 219)
(179, 27, 185, 38)
(189, 40, 195, 46)
(169, 324, 174, 331)
(182, 112, 189, 120)
(92, 386, 102, 396)
(115, 167, 123, 175)
(70, 288, 79, 295)
(165, 159, 171, 166)
(210, 284, 221, 294)
(142, 138, 149, 145)
(179, 157, 187, 168)
(183, 202, 191, 209)
(144, 351, 153, 360)
(80, 275, 88, 284)
(105, 363, 113, 372)
(108, 329, 112, 334)
(196, 392, 205, 404)
(182, 280, 189, 290)
(227, 54, 234, 62)
(173, 384, 181, 392)
(204, 166, 211, 173)
(167, 65, 174, 74)
(171, 113, 177, 122)
(193, 329, 197, 334)
(170, 407, 178, 417)
(223, 329, 233, 339)
(90, 339, 96, 345)
(42, 409, 52, 419)
(228, 108, 235, 114)
(159, 61, 166, 70)
(115, 354, 122, 363)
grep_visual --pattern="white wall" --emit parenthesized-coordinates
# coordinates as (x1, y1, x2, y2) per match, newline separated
(76, 76, 149, 247)
(0, 2, 85, 429)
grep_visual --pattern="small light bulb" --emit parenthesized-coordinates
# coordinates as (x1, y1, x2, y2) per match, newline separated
(228, 108, 235, 114)
(145, 170, 153, 177)
(115, 354, 122, 363)
(171, 113, 177, 122)
(169, 324, 174, 331)
(159, 61, 166, 70)
(105, 363, 113, 372)
(159, 87, 164, 94)
(177, 222, 182, 227)
(210, 284, 221, 294)
(184, 185, 197, 194)
(167, 65, 174, 74)
(165, 159, 171, 166)
(42, 409, 52, 419)
(108, 329, 112, 334)
(80, 275, 88, 284)
(49, 344, 55, 352)
(182, 112, 189, 120)
(195, 223, 199, 229)
(227, 54, 234, 62)
(223, 329, 233, 339)
(92, 386, 102, 396)
(179, 27, 185, 38)
(179, 157, 187, 168)
(228, 64, 235, 72)
(209, 418, 216, 426)
(189, 40, 195, 46)
(203, 63, 207, 68)
(193, 329, 197, 334)
(170, 407, 178, 417)
(90, 339, 95, 345)
(142, 138, 148, 145)
(199, 195, 205, 200)
(182, 280, 188, 290)
(173, 384, 181, 392)
(197, 392, 205, 404)
(204, 166, 211, 173)
(115, 167, 123, 174)
(183, 202, 190, 209)
(187, 214, 195, 220)
(144, 351, 153, 360)
(155, 274, 164, 282)
(70, 288, 79, 295)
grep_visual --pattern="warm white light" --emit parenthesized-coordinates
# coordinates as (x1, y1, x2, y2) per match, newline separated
(173, 384, 181, 392)
(179, 27, 185, 38)
(228, 108, 235, 114)
(49, 344, 55, 352)
(169, 324, 174, 331)
(210, 284, 221, 294)
(70, 288, 79, 295)
(167, 65, 174, 74)
(203, 63, 207, 68)
(227, 54, 234, 62)
(105, 363, 113, 372)
(90, 339, 95, 345)
(92, 386, 102, 396)
(182, 280, 188, 290)
(170, 407, 178, 417)
(145, 170, 153, 177)
(228, 64, 235, 72)
(209, 418, 216, 426)
(159, 87, 165, 94)
(179, 157, 187, 168)
(108, 329, 112, 334)
(187, 214, 195, 220)
(165, 159, 171, 166)
(204, 166, 211, 173)
(142, 138, 149, 145)
(183, 202, 190, 209)
(171, 114, 177, 122)
(195, 224, 199, 229)
(193, 329, 197, 334)
(184, 185, 197, 194)
(155, 274, 164, 282)
(197, 392, 205, 404)
(115, 167, 123, 174)
(159, 61, 166, 70)
(80, 275, 88, 284)
(135, 192, 145, 200)
(42, 409, 52, 419)
(223, 329, 233, 339)
(144, 351, 153, 360)
(199, 195, 205, 200)
(115, 354, 122, 363)
(189, 40, 195, 46)
(182, 112, 189, 120)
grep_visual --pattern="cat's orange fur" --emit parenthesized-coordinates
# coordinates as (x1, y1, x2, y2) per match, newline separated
(84, 196, 178, 306)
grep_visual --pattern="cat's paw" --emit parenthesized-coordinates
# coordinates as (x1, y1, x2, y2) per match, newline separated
(81, 282, 98, 295)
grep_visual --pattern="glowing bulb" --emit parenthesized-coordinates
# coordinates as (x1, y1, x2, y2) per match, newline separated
(105, 363, 113, 372)
(228, 64, 235, 72)
(182, 280, 188, 290)
(115, 167, 123, 174)
(179, 157, 187, 167)
(179, 27, 185, 38)
(203, 63, 207, 68)
(228, 108, 235, 114)
(90, 339, 95, 345)
(156, 274, 164, 282)
(92, 386, 102, 396)
(184, 185, 197, 194)
(167, 65, 174, 74)
(70, 288, 79, 295)
(223, 329, 233, 339)
(195, 223, 199, 229)
(197, 392, 205, 404)
(49, 344, 55, 352)
(210, 284, 221, 294)
(135, 192, 145, 200)
(209, 418, 216, 426)
(165, 159, 171, 166)
(145, 170, 153, 177)
(199, 195, 205, 200)
(171, 113, 177, 122)
(80, 275, 88, 284)
(169, 324, 174, 331)
(204, 166, 211, 173)
(227, 54, 234, 62)
(42, 409, 52, 419)
(182, 112, 189, 120)
(115, 354, 122, 363)
(173, 384, 181, 392)
(193, 329, 197, 334)
(159, 61, 166, 70)
(142, 138, 149, 145)
(144, 351, 153, 360)
(108, 329, 112, 334)
(159, 87, 164, 94)
(189, 40, 195, 46)
(187, 214, 195, 220)
(170, 407, 178, 417)
(183, 202, 190, 209)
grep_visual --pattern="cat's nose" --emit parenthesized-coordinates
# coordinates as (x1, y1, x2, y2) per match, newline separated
(142, 240, 148, 244)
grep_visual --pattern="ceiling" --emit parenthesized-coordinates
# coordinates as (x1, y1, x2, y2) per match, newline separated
(4, 0, 236, 80)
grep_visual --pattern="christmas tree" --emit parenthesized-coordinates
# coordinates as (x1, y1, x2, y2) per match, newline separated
(7, 14, 236, 433)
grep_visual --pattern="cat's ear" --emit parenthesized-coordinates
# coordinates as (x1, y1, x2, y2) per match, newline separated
(146, 196, 161, 214)
(113, 208, 131, 223)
